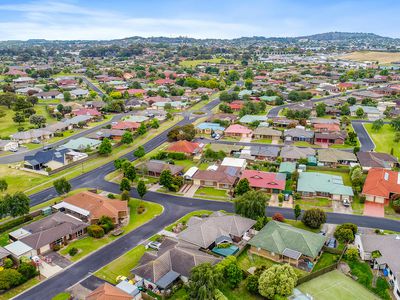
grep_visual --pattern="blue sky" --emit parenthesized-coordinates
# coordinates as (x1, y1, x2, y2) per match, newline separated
(0, 0, 399, 40)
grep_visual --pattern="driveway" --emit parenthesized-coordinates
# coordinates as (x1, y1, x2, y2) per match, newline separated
(45, 251, 72, 269)
(363, 202, 385, 218)
(240, 136, 252, 143)
(332, 200, 353, 214)
(39, 261, 63, 278)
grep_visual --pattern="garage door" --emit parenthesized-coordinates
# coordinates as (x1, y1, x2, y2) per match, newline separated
(40, 244, 51, 254)
(332, 194, 341, 201)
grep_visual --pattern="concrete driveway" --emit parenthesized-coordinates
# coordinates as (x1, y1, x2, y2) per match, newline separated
(332, 200, 353, 214)
(363, 202, 385, 218)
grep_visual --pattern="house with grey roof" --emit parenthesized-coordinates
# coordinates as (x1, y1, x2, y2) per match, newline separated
(253, 127, 282, 141)
(11, 129, 53, 144)
(355, 234, 400, 300)
(248, 221, 326, 271)
(317, 148, 357, 167)
(280, 146, 316, 162)
(284, 128, 314, 143)
(59, 137, 101, 151)
(350, 105, 382, 120)
(249, 145, 279, 161)
(135, 160, 184, 177)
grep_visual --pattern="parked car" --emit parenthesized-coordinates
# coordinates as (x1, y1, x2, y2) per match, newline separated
(146, 241, 161, 251)
(43, 146, 53, 151)
(9, 147, 18, 152)
(32, 139, 40, 144)
(343, 197, 350, 207)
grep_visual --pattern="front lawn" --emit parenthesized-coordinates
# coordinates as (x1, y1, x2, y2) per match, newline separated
(295, 197, 333, 211)
(365, 123, 399, 159)
(194, 187, 229, 200)
(60, 198, 163, 261)
(164, 210, 212, 232)
(95, 245, 146, 284)
(312, 252, 339, 272)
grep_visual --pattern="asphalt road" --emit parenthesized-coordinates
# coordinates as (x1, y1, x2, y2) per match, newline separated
(351, 121, 375, 152)
(80, 76, 105, 97)
(14, 96, 400, 300)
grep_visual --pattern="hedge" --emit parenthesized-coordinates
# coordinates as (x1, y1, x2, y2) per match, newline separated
(0, 215, 33, 234)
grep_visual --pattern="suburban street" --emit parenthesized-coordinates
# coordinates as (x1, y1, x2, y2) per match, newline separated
(13, 96, 400, 300)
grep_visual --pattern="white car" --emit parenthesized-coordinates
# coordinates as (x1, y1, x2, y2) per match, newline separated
(146, 241, 161, 250)
(343, 198, 350, 207)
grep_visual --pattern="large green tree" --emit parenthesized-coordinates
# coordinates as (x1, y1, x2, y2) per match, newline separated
(234, 178, 251, 196)
(234, 190, 268, 220)
(258, 264, 297, 299)
(188, 263, 222, 300)
(137, 180, 147, 199)
(98, 138, 112, 155)
(121, 131, 134, 144)
(302, 208, 327, 229)
(53, 177, 71, 195)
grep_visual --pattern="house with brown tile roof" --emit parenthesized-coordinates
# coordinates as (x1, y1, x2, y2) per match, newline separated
(191, 165, 241, 189)
(135, 160, 184, 177)
(53, 191, 128, 225)
(166, 140, 203, 156)
(86, 282, 133, 300)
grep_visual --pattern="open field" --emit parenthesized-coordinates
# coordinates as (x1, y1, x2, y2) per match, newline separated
(298, 270, 379, 300)
(339, 51, 400, 64)
(364, 123, 400, 159)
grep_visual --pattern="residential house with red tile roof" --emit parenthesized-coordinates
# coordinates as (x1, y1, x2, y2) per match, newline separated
(166, 140, 203, 156)
(240, 170, 286, 193)
(112, 121, 140, 131)
(224, 124, 253, 138)
(362, 168, 400, 204)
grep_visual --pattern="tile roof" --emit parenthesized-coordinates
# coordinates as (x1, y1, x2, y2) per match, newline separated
(297, 172, 354, 196)
(357, 152, 398, 169)
(224, 124, 253, 134)
(362, 168, 400, 198)
(317, 149, 357, 164)
(280, 146, 316, 160)
(166, 140, 201, 154)
(86, 282, 133, 300)
(241, 170, 286, 190)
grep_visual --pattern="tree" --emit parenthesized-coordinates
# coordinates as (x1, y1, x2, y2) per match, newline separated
(0, 269, 24, 290)
(87, 224, 105, 238)
(114, 158, 128, 170)
(355, 107, 364, 118)
(245, 79, 253, 90)
(121, 131, 134, 144)
(315, 102, 326, 117)
(167, 124, 195, 141)
(234, 190, 268, 220)
(5, 192, 30, 217)
(0, 179, 7, 192)
(225, 262, 243, 288)
(347, 97, 357, 105)
(98, 138, 112, 155)
(188, 263, 222, 300)
(53, 178, 71, 195)
(120, 178, 131, 191)
(137, 123, 146, 135)
(12, 113, 25, 125)
(371, 119, 384, 131)
(133, 146, 145, 158)
(302, 208, 327, 229)
(334, 223, 358, 243)
(234, 178, 251, 196)
(124, 164, 136, 181)
(341, 103, 350, 116)
(258, 264, 297, 299)
(98, 216, 115, 233)
(150, 118, 159, 129)
(391, 117, 400, 131)
(137, 180, 147, 199)
(159, 170, 173, 189)
(17, 262, 38, 280)
(29, 114, 46, 127)
(294, 204, 301, 221)
(246, 275, 259, 294)
(63, 91, 71, 102)
(121, 190, 130, 201)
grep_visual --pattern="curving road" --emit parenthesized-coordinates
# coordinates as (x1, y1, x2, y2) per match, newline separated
(13, 96, 400, 300)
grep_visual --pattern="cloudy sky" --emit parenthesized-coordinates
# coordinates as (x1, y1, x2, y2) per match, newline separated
(0, 0, 399, 40)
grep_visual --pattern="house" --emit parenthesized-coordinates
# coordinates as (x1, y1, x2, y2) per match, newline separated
(350, 105, 382, 120)
(60, 137, 102, 151)
(125, 115, 149, 123)
(280, 146, 316, 162)
(71, 89, 89, 98)
(313, 123, 341, 132)
(224, 124, 253, 138)
(284, 128, 314, 143)
(239, 115, 268, 124)
(206, 114, 238, 123)
(240, 170, 286, 193)
(297, 172, 354, 200)
(356, 152, 399, 170)
(354, 234, 400, 300)
(248, 221, 325, 270)
(73, 108, 102, 120)
(314, 131, 346, 145)
(278, 162, 297, 178)
(178, 211, 255, 249)
(0, 140, 18, 151)
(135, 160, 184, 177)
(24, 148, 71, 171)
(229, 101, 244, 111)
(249, 145, 279, 161)
(63, 115, 92, 127)
(35, 91, 64, 100)
(362, 168, 400, 204)
(270, 117, 299, 128)
(112, 121, 140, 131)
(53, 191, 128, 225)
(46, 122, 72, 133)
(252, 127, 282, 141)
(12, 76, 35, 87)
(196, 122, 225, 135)
(191, 165, 241, 189)
(11, 212, 87, 255)
(86, 283, 133, 300)
(317, 149, 357, 167)
(15, 87, 43, 95)
(221, 157, 247, 170)
(87, 129, 125, 141)
(166, 140, 203, 156)
(11, 129, 53, 144)
(132, 238, 220, 292)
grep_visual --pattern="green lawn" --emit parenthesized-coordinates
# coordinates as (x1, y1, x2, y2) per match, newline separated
(0, 278, 40, 300)
(284, 219, 321, 233)
(365, 123, 399, 159)
(220, 281, 263, 300)
(174, 159, 196, 172)
(295, 197, 332, 211)
(312, 252, 339, 272)
(95, 245, 146, 284)
(194, 187, 228, 199)
(165, 210, 212, 232)
(59, 198, 163, 261)
(252, 138, 272, 144)
(51, 292, 71, 300)
(298, 270, 380, 300)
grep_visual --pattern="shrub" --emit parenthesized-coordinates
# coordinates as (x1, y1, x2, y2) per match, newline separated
(334, 228, 354, 244)
(392, 199, 400, 214)
(358, 195, 366, 204)
(345, 248, 359, 261)
(272, 213, 285, 222)
(3, 258, 13, 268)
(68, 247, 78, 256)
(120, 190, 130, 201)
(254, 216, 268, 230)
(0, 215, 33, 234)
(246, 275, 259, 294)
(98, 216, 115, 234)
(52, 244, 61, 251)
(0, 269, 24, 290)
(278, 194, 284, 203)
(17, 262, 38, 280)
(87, 225, 105, 238)
(217, 243, 231, 249)
(107, 193, 116, 199)
(137, 204, 145, 214)
(302, 208, 327, 229)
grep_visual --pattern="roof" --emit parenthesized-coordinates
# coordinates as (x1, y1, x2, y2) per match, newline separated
(248, 221, 326, 259)
(115, 281, 139, 296)
(362, 168, 400, 198)
(279, 162, 296, 173)
(297, 172, 354, 196)
(0, 247, 11, 259)
(192, 165, 240, 185)
(112, 121, 140, 130)
(196, 122, 225, 131)
(86, 283, 133, 300)
(25, 148, 69, 166)
(250, 145, 279, 158)
(136, 160, 184, 175)
(239, 115, 268, 124)
(20, 212, 87, 250)
(221, 157, 247, 168)
(224, 124, 253, 134)
(357, 152, 398, 169)
(280, 146, 315, 160)
(178, 212, 255, 248)
(241, 170, 286, 190)
(350, 105, 381, 114)
(284, 128, 314, 139)
(166, 140, 201, 154)
(4, 241, 33, 257)
(253, 127, 282, 137)
(60, 137, 101, 151)
(313, 123, 341, 132)
(63, 115, 92, 126)
(59, 191, 128, 221)
(318, 149, 357, 164)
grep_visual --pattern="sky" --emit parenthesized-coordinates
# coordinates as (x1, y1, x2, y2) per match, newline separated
(0, 0, 399, 40)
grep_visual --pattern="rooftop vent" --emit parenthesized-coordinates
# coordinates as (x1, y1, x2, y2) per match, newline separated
(384, 172, 389, 181)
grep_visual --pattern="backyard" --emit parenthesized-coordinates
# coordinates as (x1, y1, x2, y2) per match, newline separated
(298, 270, 380, 300)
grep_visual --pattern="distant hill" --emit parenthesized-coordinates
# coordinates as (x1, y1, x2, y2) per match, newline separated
(297, 32, 392, 41)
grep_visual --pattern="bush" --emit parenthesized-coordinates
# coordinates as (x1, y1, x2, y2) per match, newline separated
(254, 216, 268, 230)
(392, 199, 400, 214)
(167, 152, 186, 160)
(216, 243, 231, 249)
(98, 216, 115, 234)
(0, 269, 24, 290)
(137, 204, 145, 214)
(278, 194, 284, 203)
(87, 225, 105, 238)
(107, 193, 116, 199)
(3, 258, 13, 268)
(0, 215, 33, 234)
(68, 247, 78, 256)
(345, 248, 359, 261)
(120, 190, 130, 201)
(53, 244, 61, 251)
(246, 275, 259, 294)
(334, 228, 354, 244)
(359, 195, 366, 204)
(272, 213, 285, 222)
(302, 208, 327, 229)
(17, 262, 38, 280)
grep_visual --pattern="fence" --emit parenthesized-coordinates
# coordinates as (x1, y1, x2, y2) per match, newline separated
(307, 166, 350, 173)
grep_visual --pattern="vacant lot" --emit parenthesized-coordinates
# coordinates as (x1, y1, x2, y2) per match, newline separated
(365, 124, 400, 159)
(339, 51, 400, 64)
(298, 270, 379, 300)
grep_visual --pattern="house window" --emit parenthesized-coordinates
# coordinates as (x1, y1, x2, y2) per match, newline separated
(76, 230, 83, 237)
(55, 237, 63, 245)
